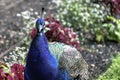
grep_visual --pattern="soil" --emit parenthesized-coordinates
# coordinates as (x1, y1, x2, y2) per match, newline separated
(80, 40, 120, 78)
(0, 0, 120, 79)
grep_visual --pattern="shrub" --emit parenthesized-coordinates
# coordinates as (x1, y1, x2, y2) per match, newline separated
(57, 0, 107, 30)
(0, 62, 24, 80)
(95, 16, 120, 42)
(97, 54, 120, 80)
(2, 46, 27, 65)
(57, 0, 108, 43)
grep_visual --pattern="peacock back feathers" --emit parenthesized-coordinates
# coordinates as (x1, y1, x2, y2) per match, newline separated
(49, 42, 64, 60)
(48, 42, 90, 80)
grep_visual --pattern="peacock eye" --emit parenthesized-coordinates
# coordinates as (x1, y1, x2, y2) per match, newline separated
(38, 24, 45, 33)
(41, 28, 44, 32)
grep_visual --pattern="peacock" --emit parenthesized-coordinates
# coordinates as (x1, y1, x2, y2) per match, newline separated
(24, 8, 91, 80)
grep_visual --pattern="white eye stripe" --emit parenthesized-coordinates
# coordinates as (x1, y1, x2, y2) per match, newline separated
(39, 25, 43, 32)
(43, 25, 45, 28)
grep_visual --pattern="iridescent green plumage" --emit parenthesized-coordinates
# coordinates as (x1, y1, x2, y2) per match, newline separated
(49, 42, 91, 80)
(49, 42, 65, 60)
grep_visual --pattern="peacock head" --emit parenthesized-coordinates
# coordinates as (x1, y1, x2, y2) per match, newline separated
(30, 7, 45, 39)
(30, 18, 45, 39)
(36, 18, 45, 33)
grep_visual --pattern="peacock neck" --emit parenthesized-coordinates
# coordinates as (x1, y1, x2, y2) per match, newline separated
(33, 32, 48, 49)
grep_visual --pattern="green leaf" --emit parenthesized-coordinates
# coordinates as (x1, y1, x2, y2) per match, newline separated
(95, 34, 103, 42)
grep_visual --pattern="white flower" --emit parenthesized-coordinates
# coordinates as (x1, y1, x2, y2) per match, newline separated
(52, 0, 61, 7)
(16, 13, 21, 17)
(21, 10, 31, 19)
(29, 8, 34, 11)
(34, 12, 38, 15)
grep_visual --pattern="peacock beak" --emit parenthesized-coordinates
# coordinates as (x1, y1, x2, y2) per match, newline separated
(39, 25, 43, 32)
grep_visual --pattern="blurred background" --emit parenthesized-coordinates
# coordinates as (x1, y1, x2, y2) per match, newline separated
(0, 0, 120, 80)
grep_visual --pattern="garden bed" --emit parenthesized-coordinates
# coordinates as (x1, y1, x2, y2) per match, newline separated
(80, 40, 120, 78)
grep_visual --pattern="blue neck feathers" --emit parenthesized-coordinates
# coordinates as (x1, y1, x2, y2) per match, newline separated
(25, 25, 58, 80)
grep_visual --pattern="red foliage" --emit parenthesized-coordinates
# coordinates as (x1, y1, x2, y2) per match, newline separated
(45, 16, 81, 50)
(111, 0, 120, 15)
(0, 63, 24, 80)
(30, 28, 37, 39)
(0, 64, 13, 80)
(103, 0, 120, 15)
(11, 63, 24, 80)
